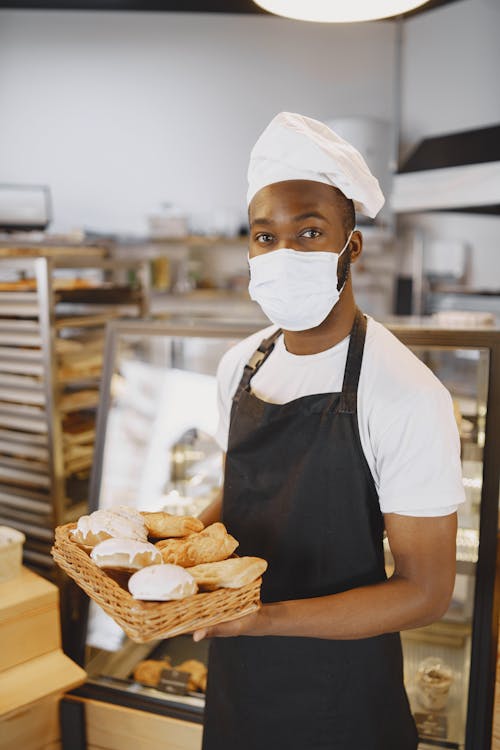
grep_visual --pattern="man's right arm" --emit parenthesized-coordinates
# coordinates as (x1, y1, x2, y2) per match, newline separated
(198, 453, 225, 526)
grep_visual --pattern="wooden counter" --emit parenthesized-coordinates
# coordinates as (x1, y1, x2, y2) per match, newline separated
(85, 699, 202, 750)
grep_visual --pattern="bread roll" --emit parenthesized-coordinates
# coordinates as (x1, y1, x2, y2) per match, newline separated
(186, 556, 268, 590)
(175, 659, 208, 692)
(71, 508, 147, 548)
(155, 522, 238, 567)
(108, 505, 145, 526)
(133, 658, 172, 687)
(128, 563, 198, 601)
(143, 511, 204, 539)
(90, 538, 161, 571)
(132, 657, 207, 692)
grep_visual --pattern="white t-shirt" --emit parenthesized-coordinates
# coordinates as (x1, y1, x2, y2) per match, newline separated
(215, 317, 465, 517)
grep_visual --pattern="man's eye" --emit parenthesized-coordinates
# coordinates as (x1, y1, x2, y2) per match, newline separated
(301, 229, 321, 239)
(256, 233, 274, 243)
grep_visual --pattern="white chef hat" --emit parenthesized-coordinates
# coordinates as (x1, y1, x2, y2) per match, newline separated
(247, 112, 385, 218)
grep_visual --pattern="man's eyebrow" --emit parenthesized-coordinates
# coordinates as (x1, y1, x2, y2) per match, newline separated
(250, 217, 274, 226)
(250, 211, 329, 226)
(292, 211, 329, 222)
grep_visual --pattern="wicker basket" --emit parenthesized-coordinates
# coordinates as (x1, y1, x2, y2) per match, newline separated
(51, 523, 262, 643)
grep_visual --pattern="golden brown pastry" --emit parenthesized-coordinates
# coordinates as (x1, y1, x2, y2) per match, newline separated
(143, 511, 204, 539)
(132, 657, 208, 692)
(175, 659, 208, 692)
(186, 556, 268, 591)
(199, 672, 207, 692)
(155, 522, 238, 567)
(133, 658, 172, 687)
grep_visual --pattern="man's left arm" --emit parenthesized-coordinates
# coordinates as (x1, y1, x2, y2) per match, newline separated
(193, 512, 457, 641)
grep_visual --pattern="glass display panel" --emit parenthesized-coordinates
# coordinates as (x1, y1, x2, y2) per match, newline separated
(86, 332, 239, 677)
(396, 346, 489, 750)
(97, 334, 238, 518)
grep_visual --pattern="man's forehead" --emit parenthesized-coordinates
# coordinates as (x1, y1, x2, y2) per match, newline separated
(249, 180, 345, 223)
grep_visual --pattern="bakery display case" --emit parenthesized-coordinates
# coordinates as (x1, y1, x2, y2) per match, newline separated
(388, 325, 500, 750)
(67, 319, 499, 750)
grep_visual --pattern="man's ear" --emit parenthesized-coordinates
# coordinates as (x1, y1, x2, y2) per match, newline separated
(350, 230, 363, 263)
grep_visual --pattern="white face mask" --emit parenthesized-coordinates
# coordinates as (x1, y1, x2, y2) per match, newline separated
(248, 231, 353, 331)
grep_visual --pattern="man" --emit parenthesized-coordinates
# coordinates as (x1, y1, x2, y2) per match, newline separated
(194, 112, 464, 750)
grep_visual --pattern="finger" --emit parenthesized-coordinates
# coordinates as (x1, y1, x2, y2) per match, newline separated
(193, 628, 208, 642)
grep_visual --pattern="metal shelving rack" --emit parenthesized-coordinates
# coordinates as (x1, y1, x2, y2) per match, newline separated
(0, 253, 150, 578)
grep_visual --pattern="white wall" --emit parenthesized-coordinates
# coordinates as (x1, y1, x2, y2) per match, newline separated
(0, 10, 395, 234)
(400, 0, 500, 157)
(399, 0, 500, 289)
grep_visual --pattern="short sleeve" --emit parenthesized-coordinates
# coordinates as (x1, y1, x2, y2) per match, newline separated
(374, 383, 465, 516)
(214, 353, 234, 452)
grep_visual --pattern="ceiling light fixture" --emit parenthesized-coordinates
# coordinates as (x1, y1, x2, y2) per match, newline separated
(253, 0, 431, 23)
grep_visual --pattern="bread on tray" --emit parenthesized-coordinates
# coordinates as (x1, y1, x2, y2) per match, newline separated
(132, 658, 172, 687)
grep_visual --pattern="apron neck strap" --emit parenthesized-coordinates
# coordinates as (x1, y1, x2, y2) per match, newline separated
(234, 309, 366, 412)
(234, 327, 282, 403)
(338, 307, 367, 414)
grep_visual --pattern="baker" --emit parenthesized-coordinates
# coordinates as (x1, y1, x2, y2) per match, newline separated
(194, 112, 465, 750)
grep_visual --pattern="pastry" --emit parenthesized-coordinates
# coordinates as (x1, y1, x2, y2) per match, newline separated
(143, 511, 204, 539)
(175, 659, 208, 692)
(186, 556, 268, 590)
(133, 658, 172, 687)
(90, 538, 162, 571)
(132, 657, 207, 692)
(155, 522, 238, 567)
(415, 657, 453, 711)
(128, 563, 198, 600)
(108, 505, 145, 526)
(70, 508, 147, 548)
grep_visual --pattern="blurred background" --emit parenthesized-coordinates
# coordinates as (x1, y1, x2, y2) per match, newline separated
(1, 5, 500, 750)
(0, 0, 499, 320)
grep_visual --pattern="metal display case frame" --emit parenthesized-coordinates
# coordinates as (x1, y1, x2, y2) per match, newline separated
(72, 318, 499, 750)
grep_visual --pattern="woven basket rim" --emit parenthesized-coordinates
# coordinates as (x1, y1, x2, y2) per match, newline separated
(51, 521, 263, 641)
(53, 522, 262, 610)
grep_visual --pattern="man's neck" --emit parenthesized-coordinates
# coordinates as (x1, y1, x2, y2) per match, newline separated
(282, 285, 357, 355)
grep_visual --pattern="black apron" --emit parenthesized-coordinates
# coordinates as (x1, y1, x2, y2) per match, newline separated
(202, 309, 418, 750)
